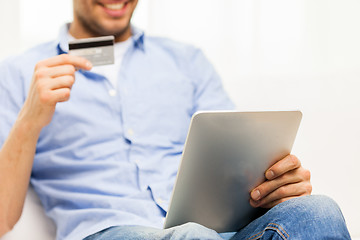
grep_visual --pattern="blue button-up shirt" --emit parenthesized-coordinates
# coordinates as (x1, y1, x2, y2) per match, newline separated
(0, 25, 234, 240)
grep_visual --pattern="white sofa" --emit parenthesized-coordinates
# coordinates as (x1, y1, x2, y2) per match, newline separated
(1, 186, 56, 240)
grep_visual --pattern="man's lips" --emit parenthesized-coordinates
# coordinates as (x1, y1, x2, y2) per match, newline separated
(99, 1, 129, 17)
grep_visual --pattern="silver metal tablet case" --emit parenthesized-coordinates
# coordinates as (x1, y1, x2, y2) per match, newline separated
(164, 111, 302, 232)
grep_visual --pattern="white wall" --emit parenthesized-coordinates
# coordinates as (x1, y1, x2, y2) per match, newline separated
(0, 0, 359, 237)
(0, 1, 21, 57)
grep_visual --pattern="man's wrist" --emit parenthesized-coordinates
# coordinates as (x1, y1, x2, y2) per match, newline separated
(15, 113, 43, 138)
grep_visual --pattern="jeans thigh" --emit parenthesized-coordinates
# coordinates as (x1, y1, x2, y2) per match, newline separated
(84, 223, 225, 240)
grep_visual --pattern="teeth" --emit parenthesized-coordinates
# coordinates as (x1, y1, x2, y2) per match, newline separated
(104, 3, 125, 10)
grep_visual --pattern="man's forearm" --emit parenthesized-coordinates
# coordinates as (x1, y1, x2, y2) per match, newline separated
(0, 54, 92, 237)
(0, 116, 41, 236)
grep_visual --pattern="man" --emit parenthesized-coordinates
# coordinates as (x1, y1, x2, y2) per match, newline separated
(0, 0, 351, 239)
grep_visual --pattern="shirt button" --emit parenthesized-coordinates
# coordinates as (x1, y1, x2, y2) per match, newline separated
(127, 128, 134, 136)
(157, 197, 163, 204)
(109, 89, 117, 96)
(135, 159, 140, 164)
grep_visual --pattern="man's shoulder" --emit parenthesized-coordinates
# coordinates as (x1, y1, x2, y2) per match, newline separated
(1, 40, 58, 72)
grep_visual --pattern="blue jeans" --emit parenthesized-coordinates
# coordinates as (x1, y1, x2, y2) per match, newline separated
(84, 195, 351, 240)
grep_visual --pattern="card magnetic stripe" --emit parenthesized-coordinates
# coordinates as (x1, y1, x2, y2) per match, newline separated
(69, 40, 114, 50)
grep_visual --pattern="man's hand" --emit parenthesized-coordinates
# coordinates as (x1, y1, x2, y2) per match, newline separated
(19, 54, 92, 130)
(250, 155, 312, 208)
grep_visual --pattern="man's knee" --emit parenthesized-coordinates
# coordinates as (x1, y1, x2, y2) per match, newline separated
(271, 195, 350, 239)
(171, 222, 221, 240)
(277, 195, 344, 222)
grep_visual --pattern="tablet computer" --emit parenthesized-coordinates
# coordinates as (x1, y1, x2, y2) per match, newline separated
(163, 111, 302, 232)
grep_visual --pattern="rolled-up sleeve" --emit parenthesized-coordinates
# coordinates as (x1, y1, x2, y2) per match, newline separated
(187, 49, 235, 113)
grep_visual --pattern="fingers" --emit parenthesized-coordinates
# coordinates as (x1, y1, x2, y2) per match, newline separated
(32, 54, 91, 103)
(251, 167, 307, 201)
(250, 180, 312, 208)
(52, 88, 71, 102)
(34, 65, 76, 86)
(33, 67, 76, 104)
(249, 155, 312, 209)
(252, 195, 305, 209)
(46, 64, 76, 78)
(39, 88, 71, 104)
(36, 54, 92, 70)
(47, 75, 76, 90)
(20, 54, 91, 129)
(265, 155, 301, 180)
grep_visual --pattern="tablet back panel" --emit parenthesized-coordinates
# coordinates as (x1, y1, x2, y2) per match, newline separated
(164, 111, 302, 232)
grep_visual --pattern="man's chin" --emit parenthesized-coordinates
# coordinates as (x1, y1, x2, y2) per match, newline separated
(90, 20, 131, 41)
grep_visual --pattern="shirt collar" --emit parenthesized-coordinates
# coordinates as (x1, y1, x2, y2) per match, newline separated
(57, 23, 145, 55)
(57, 23, 71, 54)
(131, 26, 145, 51)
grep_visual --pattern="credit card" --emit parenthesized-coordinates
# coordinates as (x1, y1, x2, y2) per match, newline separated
(68, 36, 114, 66)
